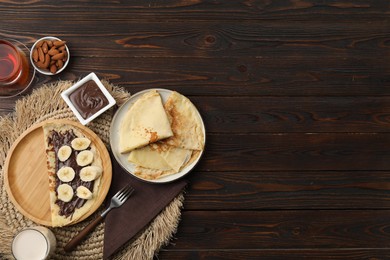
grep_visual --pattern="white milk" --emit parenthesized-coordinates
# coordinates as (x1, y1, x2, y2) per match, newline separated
(12, 227, 56, 260)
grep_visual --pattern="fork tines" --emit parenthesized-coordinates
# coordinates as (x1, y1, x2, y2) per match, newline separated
(116, 184, 135, 201)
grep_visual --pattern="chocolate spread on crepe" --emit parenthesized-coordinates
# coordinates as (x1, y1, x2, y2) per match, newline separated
(48, 130, 94, 217)
(43, 122, 103, 227)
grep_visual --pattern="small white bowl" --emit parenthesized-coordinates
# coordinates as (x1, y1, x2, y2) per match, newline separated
(61, 72, 116, 125)
(30, 36, 70, 75)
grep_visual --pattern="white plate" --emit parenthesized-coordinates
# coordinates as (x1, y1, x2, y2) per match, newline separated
(110, 89, 206, 183)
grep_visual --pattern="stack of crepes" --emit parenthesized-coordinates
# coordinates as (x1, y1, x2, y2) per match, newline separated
(119, 90, 205, 180)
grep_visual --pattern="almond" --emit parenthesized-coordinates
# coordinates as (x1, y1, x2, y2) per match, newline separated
(56, 59, 64, 69)
(42, 41, 48, 53)
(32, 49, 38, 62)
(36, 40, 44, 48)
(53, 40, 66, 47)
(52, 52, 65, 60)
(50, 64, 57, 74)
(48, 47, 59, 56)
(33, 38, 68, 73)
(43, 54, 50, 68)
(36, 61, 46, 69)
(38, 47, 45, 62)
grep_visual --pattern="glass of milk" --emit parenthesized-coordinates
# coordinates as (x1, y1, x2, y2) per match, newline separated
(12, 226, 56, 260)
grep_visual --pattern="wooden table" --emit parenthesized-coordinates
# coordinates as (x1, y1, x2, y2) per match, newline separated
(1, 1, 390, 259)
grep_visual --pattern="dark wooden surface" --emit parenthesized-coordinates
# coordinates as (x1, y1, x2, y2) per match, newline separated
(1, 1, 390, 259)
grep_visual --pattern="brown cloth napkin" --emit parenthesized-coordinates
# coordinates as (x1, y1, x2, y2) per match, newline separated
(103, 154, 187, 259)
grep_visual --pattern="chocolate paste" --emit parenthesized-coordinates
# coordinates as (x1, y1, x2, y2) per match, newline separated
(48, 129, 94, 218)
(69, 80, 109, 120)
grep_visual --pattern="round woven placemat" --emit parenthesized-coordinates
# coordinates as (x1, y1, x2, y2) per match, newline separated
(0, 81, 184, 259)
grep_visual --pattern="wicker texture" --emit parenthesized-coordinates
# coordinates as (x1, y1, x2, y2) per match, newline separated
(0, 81, 183, 259)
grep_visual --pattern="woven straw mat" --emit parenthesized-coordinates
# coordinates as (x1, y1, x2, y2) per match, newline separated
(0, 81, 184, 259)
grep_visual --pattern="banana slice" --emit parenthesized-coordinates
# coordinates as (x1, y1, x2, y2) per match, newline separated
(76, 186, 93, 199)
(71, 137, 91, 151)
(57, 166, 76, 182)
(57, 184, 74, 202)
(80, 166, 102, 182)
(76, 150, 94, 166)
(58, 145, 72, 162)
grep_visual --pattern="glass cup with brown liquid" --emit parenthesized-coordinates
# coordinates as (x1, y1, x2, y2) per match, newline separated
(0, 39, 35, 97)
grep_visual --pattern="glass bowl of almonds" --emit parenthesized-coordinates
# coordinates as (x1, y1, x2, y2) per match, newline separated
(30, 36, 70, 75)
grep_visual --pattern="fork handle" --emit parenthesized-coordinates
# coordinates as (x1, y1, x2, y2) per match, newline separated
(64, 215, 104, 252)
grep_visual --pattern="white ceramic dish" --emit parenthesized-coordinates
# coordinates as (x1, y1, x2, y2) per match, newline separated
(110, 88, 206, 183)
(30, 36, 70, 75)
(61, 72, 116, 125)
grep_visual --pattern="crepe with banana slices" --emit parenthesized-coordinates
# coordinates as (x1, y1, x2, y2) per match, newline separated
(43, 122, 103, 227)
(127, 91, 205, 180)
(119, 90, 173, 153)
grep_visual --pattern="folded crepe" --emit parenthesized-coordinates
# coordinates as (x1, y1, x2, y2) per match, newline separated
(128, 91, 205, 180)
(129, 144, 191, 172)
(119, 90, 173, 153)
(163, 91, 205, 151)
(128, 144, 192, 180)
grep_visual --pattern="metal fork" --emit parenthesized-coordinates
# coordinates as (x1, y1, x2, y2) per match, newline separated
(64, 184, 135, 252)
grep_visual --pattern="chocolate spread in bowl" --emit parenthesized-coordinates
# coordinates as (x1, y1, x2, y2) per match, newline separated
(69, 80, 109, 120)
(48, 129, 94, 218)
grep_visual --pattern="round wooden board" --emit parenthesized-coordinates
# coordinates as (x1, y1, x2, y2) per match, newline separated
(4, 119, 112, 227)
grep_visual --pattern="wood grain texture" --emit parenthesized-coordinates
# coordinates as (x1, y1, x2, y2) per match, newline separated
(194, 96, 390, 133)
(184, 171, 390, 210)
(3, 119, 112, 226)
(0, 0, 389, 258)
(157, 249, 390, 260)
(1, 19, 389, 58)
(197, 133, 390, 171)
(166, 210, 390, 249)
(0, 1, 388, 21)
(56, 57, 390, 96)
(75, 57, 389, 92)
